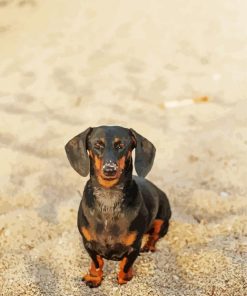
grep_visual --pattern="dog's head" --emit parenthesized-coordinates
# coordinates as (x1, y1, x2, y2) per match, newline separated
(65, 126, 156, 188)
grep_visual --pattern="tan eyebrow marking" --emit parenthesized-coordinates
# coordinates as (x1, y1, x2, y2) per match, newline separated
(114, 137, 121, 143)
(96, 138, 105, 144)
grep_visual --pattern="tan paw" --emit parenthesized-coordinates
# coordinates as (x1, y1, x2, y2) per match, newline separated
(82, 274, 102, 288)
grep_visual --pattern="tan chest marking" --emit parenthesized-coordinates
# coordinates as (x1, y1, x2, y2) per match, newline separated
(82, 226, 137, 247)
(121, 231, 137, 246)
(81, 227, 94, 241)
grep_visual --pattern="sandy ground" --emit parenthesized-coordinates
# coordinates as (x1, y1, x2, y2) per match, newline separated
(0, 0, 247, 295)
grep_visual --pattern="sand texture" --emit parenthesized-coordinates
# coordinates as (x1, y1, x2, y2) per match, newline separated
(0, 0, 247, 295)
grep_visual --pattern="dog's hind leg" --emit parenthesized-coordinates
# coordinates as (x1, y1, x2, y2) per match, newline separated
(141, 219, 169, 252)
(141, 193, 171, 253)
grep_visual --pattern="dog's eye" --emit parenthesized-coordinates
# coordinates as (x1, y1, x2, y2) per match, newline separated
(94, 142, 104, 150)
(114, 143, 124, 150)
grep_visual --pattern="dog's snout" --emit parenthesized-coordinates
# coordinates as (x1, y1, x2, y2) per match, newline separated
(102, 161, 118, 176)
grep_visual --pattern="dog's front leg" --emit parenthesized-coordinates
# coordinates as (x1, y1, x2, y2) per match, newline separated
(117, 249, 139, 284)
(82, 249, 104, 288)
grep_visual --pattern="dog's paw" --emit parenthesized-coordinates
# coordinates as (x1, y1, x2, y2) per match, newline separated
(82, 274, 102, 288)
(117, 268, 133, 285)
(140, 244, 156, 253)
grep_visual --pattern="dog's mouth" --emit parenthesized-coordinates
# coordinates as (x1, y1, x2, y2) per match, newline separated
(101, 171, 119, 180)
(102, 176, 118, 180)
(96, 168, 123, 188)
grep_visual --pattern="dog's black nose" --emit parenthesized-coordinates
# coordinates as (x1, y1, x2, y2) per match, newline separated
(102, 161, 118, 176)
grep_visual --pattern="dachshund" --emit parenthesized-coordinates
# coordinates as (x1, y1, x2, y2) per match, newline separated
(65, 126, 171, 288)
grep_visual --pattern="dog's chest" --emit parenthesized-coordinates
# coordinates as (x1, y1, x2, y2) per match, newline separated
(86, 187, 129, 245)
(93, 187, 123, 217)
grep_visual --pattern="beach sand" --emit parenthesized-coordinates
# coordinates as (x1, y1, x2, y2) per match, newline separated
(0, 0, 246, 295)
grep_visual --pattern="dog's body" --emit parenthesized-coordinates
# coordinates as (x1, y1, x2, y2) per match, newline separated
(78, 176, 170, 261)
(65, 126, 171, 287)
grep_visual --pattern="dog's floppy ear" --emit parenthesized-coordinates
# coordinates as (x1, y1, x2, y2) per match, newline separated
(65, 127, 92, 177)
(130, 128, 156, 177)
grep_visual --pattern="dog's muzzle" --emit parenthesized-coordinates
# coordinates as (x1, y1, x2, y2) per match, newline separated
(102, 161, 118, 177)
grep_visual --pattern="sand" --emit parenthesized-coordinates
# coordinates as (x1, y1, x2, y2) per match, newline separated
(0, 0, 247, 295)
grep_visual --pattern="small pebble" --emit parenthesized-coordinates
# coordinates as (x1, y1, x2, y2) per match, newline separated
(220, 191, 229, 198)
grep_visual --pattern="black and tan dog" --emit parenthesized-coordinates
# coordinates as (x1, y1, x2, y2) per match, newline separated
(65, 126, 171, 288)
